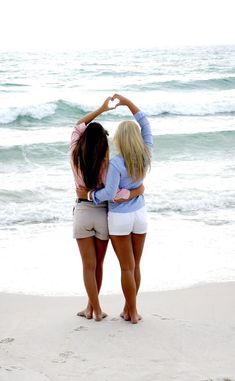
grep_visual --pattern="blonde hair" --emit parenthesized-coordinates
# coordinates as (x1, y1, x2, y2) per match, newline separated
(113, 120, 151, 181)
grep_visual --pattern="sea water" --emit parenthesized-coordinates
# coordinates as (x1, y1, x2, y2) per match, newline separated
(0, 46, 235, 295)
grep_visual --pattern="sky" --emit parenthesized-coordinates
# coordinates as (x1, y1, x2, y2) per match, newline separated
(0, 0, 235, 51)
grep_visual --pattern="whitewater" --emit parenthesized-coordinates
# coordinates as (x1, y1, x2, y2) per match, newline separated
(0, 45, 235, 295)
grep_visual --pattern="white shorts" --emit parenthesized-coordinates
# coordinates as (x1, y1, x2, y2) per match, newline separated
(108, 207, 148, 236)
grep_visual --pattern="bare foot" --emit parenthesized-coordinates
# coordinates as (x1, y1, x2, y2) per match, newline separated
(120, 311, 131, 321)
(130, 313, 139, 324)
(120, 310, 142, 321)
(94, 311, 108, 322)
(77, 307, 93, 319)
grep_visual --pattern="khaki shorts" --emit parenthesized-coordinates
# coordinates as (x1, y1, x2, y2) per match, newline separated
(73, 200, 108, 240)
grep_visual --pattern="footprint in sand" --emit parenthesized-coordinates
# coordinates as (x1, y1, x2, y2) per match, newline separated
(4, 365, 23, 372)
(0, 338, 15, 344)
(59, 351, 74, 359)
(52, 351, 79, 363)
(73, 326, 88, 332)
(152, 314, 172, 321)
(153, 314, 192, 328)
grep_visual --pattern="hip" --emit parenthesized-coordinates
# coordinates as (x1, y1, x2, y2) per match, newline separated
(108, 207, 148, 236)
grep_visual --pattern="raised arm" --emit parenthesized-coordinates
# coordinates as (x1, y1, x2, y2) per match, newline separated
(113, 93, 153, 151)
(76, 96, 115, 125)
(70, 95, 117, 154)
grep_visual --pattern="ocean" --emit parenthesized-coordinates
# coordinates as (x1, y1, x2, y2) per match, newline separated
(0, 45, 235, 295)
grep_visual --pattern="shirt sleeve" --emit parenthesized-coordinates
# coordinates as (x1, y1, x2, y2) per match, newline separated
(134, 111, 153, 151)
(69, 122, 87, 152)
(92, 161, 120, 204)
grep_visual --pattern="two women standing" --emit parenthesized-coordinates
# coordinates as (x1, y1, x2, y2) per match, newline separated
(70, 94, 153, 324)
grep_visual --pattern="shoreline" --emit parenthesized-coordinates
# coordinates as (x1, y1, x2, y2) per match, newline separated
(0, 278, 234, 297)
(1, 282, 235, 381)
(1, 214, 234, 297)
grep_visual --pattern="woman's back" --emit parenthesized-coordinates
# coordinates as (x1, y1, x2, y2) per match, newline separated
(92, 111, 153, 212)
(70, 122, 108, 191)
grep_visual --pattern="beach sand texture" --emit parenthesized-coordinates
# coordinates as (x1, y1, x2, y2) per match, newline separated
(1, 282, 235, 381)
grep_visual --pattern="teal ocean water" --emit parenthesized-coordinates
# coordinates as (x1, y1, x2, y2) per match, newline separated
(0, 46, 235, 295)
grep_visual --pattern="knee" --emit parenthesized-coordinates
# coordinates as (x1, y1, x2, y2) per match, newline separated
(120, 264, 135, 273)
(83, 262, 96, 272)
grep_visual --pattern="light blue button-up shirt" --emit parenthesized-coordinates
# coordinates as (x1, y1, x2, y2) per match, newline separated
(92, 111, 153, 213)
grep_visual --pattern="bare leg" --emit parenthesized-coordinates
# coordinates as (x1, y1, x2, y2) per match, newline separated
(79, 238, 108, 318)
(122, 233, 146, 320)
(77, 238, 108, 319)
(76, 237, 108, 321)
(94, 237, 108, 293)
(110, 235, 139, 324)
(132, 233, 146, 292)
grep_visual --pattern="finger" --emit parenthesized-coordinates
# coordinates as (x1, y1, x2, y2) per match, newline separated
(113, 198, 124, 203)
(111, 93, 119, 100)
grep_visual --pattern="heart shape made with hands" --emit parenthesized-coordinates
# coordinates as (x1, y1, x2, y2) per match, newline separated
(108, 98, 120, 109)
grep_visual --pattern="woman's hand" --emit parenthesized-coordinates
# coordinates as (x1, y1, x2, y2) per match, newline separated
(113, 188, 130, 203)
(113, 184, 145, 203)
(99, 96, 118, 113)
(76, 96, 116, 125)
(111, 94, 140, 114)
(111, 93, 129, 106)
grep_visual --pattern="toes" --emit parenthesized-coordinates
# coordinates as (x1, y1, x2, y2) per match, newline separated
(94, 315, 103, 322)
(131, 319, 138, 324)
(77, 310, 93, 319)
(77, 310, 86, 317)
(120, 311, 131, 320)
(94, 312, 108, 321)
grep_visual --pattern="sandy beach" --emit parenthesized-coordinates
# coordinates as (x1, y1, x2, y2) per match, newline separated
(1, 282, 235, 381)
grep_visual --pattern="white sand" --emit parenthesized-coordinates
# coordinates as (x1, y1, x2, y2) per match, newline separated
(1, 282, 235, 381)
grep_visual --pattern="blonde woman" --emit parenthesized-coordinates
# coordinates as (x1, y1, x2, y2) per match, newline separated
(85, 94, 153, 324)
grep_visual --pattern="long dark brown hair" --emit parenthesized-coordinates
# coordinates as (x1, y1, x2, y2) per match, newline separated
(72, 122, 109, 189)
